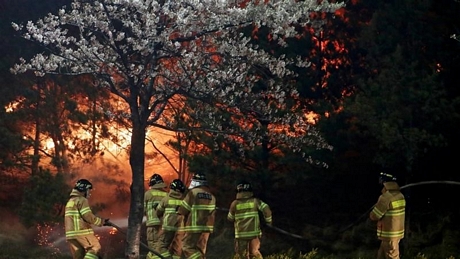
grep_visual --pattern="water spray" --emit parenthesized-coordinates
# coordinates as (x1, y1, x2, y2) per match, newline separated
(105, 220, 166, 259)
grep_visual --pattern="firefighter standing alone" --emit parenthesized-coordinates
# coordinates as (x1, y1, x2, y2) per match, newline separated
(65, 179, 110, 259)
(369, 172, 406, 259)
(227, 180, 272, 259)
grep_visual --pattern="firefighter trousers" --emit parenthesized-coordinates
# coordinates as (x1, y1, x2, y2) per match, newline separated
(234, 237, 263, 259)
(182, 232, 210, 259)
(146, 225, 163, 259)
(377, 239, 401, 259)
(67, 235, 101, 259)
(149, 230, 184, 259)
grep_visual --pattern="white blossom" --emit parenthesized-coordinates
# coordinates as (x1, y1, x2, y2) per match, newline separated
(11, 0, 342, 164)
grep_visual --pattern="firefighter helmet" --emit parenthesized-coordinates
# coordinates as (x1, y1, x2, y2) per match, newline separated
(236, 181, 253, 193)
(188, 172, 207, 189)
(149, 173, 165, 187)
(379, 172, 397, 184)
(170, 179, 186, 193)
(74, 179, 93, 192)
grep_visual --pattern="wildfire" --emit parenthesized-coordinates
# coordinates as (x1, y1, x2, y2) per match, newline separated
(4, 98, 24, 112)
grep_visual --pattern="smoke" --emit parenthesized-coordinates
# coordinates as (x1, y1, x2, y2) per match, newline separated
(0, 210, 28, 245)
(66, 155, 133, 220)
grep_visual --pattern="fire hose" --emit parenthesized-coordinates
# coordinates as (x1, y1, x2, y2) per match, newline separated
(105, 220, 166, 259)
(339, 180, 460, 233)
(220, 181, 460, 239)
(105, 180, 460, 254)
(106, 209, 306, 259)
(215, 207, 308, 240)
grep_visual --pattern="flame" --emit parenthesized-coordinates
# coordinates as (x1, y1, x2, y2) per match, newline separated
(109, 227, 118, 235)
(5, 97, 26, 113)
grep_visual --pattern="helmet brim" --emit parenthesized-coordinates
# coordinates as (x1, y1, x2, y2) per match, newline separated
(189, 179, 207, 189)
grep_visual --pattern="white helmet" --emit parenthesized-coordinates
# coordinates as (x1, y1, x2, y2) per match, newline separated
(189, 172, 207, 189)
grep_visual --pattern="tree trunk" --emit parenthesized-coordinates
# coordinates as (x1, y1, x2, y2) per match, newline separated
(259, 120, 270, 201)
(31, 79, 43, 175)
(125, 122, 147, 258)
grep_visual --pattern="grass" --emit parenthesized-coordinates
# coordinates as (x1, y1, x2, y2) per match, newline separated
(0, 238, 459, 259)
(0, 219, 459, 259)
(0, 240, 70, 259)
(0, 241, 458, 259)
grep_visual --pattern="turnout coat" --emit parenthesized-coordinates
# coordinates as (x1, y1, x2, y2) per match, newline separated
(64, 189, 103, 239)
(369, 181, 406, 240)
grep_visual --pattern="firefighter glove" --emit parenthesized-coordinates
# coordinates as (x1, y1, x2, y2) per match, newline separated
(103, 218, 111, 226)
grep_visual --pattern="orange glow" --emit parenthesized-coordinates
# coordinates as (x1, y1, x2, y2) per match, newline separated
(10, 0, 349, 204)
(334, 7, 346, 19)
(5, 98, 25, 112)
(109, 227, 117, 235)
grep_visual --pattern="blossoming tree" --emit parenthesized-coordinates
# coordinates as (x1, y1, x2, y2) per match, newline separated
(11, 0, 343, 257)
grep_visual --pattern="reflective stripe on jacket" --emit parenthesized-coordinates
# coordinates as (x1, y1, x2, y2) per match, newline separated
(178, 186, 216, 233)
(144, 187, 167, 226)
(227, 192, 272, 239)
(65, 189, 103, 239)
(157, 190, 184, 231)
(370, 181, 406, 240)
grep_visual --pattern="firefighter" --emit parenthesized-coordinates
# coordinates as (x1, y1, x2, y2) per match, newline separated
(178, 172, 216, 259)
(144, 173, 168, 259)
(369, 172, 406, 259)
(227, 180, 272, 259)
(65, 179, 110, 259)
(153, 179, 187, 259)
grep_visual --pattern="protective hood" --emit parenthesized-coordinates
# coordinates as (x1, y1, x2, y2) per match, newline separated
(69, 189, 84, 197)
(169, 189, 184, 199)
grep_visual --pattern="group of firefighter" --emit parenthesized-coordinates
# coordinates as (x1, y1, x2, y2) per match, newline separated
(63, 171, 406, 259)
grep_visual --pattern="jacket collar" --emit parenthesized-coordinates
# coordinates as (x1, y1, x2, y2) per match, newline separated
(236, 191, 254, 199)
(70, 189, 84, 197)
(383, 181, 400, 191)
